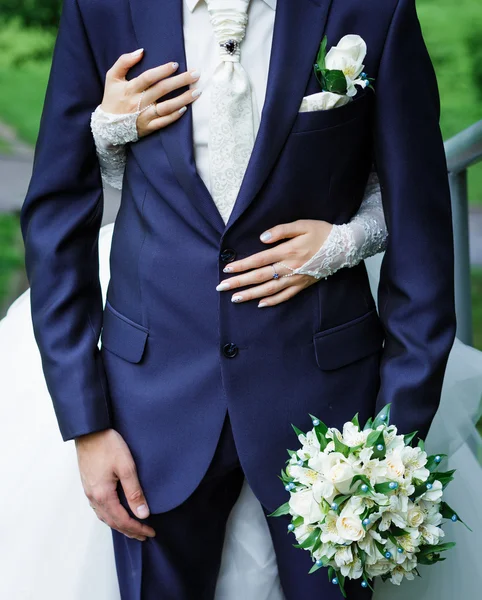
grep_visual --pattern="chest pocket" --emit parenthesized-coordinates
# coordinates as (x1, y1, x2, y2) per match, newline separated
(291, 88, 373, 135)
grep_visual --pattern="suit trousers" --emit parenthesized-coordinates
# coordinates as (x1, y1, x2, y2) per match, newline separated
(112, 412, 373, 599)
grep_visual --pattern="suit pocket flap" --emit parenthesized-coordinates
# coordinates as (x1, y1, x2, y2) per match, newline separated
(101, 301, 148, 364)
(313, 309, 384, 370)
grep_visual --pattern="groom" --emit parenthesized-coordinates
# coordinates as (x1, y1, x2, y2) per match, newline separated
(21, 0, 456, 597)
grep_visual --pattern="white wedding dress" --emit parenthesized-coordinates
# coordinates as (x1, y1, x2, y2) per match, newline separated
(1, 223, 482, 599)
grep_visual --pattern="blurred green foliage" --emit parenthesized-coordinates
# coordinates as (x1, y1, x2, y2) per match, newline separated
(0, 0, 61, 29)
(0, 214, 23, 310)
(472, 268, 482, 350)
(0, 17, 55, 68)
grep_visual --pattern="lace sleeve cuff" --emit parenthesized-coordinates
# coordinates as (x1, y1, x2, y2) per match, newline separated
(293, 171, 388, 280)
(90, 105, 140, 190)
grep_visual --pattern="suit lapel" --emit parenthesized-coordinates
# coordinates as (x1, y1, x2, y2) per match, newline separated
(128, 0, 226, 235)
(225, 0, 333, 231)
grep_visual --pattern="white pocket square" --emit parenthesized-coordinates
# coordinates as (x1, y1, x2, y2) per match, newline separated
(299, 91, 351, 113)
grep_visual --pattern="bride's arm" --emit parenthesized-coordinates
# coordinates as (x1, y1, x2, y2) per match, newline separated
(91, 53, 201, 190)
(90, 106, 136, 190)
(293, 171, 387, 279)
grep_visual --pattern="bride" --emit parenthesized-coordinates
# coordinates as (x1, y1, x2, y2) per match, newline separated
(2, 53, 482, 600)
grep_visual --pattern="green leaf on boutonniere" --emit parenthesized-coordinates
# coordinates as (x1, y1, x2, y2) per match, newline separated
(316, 35, 327, 70)
(321, 69, 347, 94)
(313, 35, 347, 95)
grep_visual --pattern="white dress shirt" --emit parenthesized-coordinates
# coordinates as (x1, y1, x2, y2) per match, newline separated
(184, 0, 276, 195)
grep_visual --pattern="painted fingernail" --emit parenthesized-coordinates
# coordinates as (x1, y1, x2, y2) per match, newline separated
(190, 69, 201, 79)
(258, 302, 268, 308)
(260, 231, 272, 242)
(137, 504, 149, 518)
(179, 106, 187, 115)
(192, 88, 202, 98)
(223, 267, 233, 273)
(172, 62, 179, 69)
(216, 282, 230, 291)
(131, 48, 144, 56)
(231, 295, 243, 303)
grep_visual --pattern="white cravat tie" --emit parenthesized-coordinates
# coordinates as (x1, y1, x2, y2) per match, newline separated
(206, 0, 256, 224)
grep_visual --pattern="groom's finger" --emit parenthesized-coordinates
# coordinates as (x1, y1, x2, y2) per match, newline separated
(118, 463, 152, 521)
(102, 492, 156, 539)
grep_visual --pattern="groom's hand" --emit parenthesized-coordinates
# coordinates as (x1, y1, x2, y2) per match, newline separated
(75, 429, 156, 541)
(216, 219, 333, 307)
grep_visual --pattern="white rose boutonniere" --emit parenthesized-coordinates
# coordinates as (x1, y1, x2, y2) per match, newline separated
(314, 34, 373, 98)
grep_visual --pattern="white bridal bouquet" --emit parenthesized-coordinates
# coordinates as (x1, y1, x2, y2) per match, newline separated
(271, 405, 468, 597)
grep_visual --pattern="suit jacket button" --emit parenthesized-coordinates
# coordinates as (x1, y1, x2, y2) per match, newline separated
(220, 248, 237, 263)
(222, 343, 239, 358)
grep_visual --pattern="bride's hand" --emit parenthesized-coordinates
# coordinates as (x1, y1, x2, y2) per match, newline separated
(101, 48, 201, 138)
(216, 219, 333, 307)
(75, 428, 156, 541)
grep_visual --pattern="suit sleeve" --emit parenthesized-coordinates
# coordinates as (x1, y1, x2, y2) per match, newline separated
(20, 0, 112, 441)
(373, 0, 457, 439)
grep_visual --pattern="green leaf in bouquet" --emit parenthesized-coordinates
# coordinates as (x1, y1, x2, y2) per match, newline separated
(367, 429, 386, 459)
(316, 430, 329, 451)
(417, 553, 446, 565)
(363, 417, 374, 431)
(293, 528, 321, 550)
(390, 526, 409, 537)
(430, 469, 456, 489)
(404, 431, 418, 446)
(287, 449, 298, 459)
(333, 494, 352, 509)
(417, 438, 425, 451)
(351, 413, 360, 429)
(323, 69, 348, 95)
(328, 566, 335, 582)
(292, 515, 304, 528)
(308, 414, 329, 436)
(418, 542, 456, 555)
(280, 468, 291, 484)
(366, 429, 383, 447)
(417, 543, 456, 565)
(425, 453, 447, 472)
(440, 501, 472, 531)
(357, 547, 367, 567)
(374, 540, 388, 558)
(351, 474, 374, 493)
(374, 481, 399, 495)
(308, 560, 324, 574)
(292, 424, 305, 439)
(363, 577, 375, 592)
(312, 533, 323, 553)
(333, 434, 351, 458)
(268, 502, 291, 517)
(337, 573, 347, 598)
(373, 404, 391, 429)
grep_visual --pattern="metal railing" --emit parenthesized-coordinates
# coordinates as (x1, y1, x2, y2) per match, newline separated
(444, 120, 482, 346)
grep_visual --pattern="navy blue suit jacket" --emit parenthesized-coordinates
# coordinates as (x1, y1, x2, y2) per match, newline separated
(21, 0, 456, 513)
